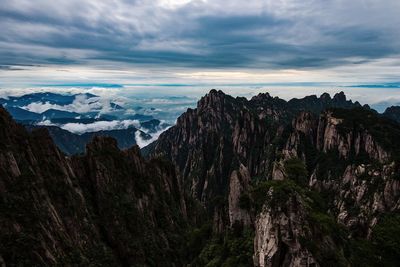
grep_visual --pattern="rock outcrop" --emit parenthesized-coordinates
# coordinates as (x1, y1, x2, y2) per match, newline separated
(254, 190, 318, 267)
(228, 164, 252, 226)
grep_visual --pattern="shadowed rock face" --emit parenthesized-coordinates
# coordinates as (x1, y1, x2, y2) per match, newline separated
(383, 106, 400, 123)
(0, 106, 188, 266)
(254, 189, 319, 267)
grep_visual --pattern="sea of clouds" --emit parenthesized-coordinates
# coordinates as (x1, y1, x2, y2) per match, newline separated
(37, 119, 142, 134)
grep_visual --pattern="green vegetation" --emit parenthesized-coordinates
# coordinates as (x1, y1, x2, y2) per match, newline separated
(346, 213, 400, 267)
(249, 179, 303, 212)
(371, 213, 400, 265)
(191, 224, 254, 267)
(185, 222, 213, 260)
(243, 156, 352, 267)
(314, 149, 347, 180)
(284, 158, 308, 186)
(245, 158, 308, 212)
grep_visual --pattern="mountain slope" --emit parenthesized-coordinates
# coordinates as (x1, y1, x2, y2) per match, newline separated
(4, 106, 43, 121)
(0, 106, 189, 266)
(149, 90, 363, 209)
(41, 109, 80, 119)
(383, 106, 400, 123)
(148, 90, 400, 266)
(26, 125, 151, 155)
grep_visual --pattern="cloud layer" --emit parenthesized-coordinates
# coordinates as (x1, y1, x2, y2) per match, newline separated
(38, 119, 141, 134)
(21, 93, 123, 114)
(1, 0, 399, 84)
(135, 126, 170, 148)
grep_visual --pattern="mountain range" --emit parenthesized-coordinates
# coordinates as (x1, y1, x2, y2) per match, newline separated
(0, 92, 170, 154)
(24, 125, 151, 155)
(0, 92, 96, 106)
(1, 92, 144, 123)
(1, 90, 400, 266)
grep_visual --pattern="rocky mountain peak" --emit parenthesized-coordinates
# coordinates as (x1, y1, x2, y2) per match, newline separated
(251, 92, 272, 102)
(385, 105, 400, 113)
(320, 92, 331, 101)
(383, 105, 400, 123)
(198, 89, 227, 108)
(333, 91, 346, 102)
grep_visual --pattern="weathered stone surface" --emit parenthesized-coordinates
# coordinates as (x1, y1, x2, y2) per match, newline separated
(228, 164, 251, 226)
(254, 190, 319, 267)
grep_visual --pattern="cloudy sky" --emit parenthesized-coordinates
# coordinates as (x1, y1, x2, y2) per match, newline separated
(0, 0, 399, 87)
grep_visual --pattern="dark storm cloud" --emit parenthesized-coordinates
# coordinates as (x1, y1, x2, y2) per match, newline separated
(1, 0, 399, 70)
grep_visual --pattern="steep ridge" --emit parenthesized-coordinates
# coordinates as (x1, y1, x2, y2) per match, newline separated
(150, 90, 362, 222)
(0, 106, 189, 266)
(149, 90, 400, 266)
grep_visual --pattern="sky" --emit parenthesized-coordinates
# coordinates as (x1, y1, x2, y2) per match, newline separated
(0, 0, 400, 88)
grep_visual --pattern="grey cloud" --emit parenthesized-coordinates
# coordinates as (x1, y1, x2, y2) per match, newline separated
(1, 0, 400, 70)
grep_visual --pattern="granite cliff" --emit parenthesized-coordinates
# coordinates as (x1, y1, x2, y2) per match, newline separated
(149, 90, 400, 266)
